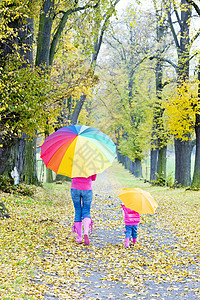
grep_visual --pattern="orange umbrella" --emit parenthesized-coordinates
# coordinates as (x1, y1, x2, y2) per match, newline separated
(118, 188, 158, 214)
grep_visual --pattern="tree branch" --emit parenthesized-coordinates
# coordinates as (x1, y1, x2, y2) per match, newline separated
(186, 51, 199, 63)
(49, 0, 101, 65)
(172, 0, 182, 28)
(162, 78, 177, 88)
(185, 0, 200, 16)
(98, 96, 117, 119)
(163, 0, 180, 49)
(190, 28, 200, 47)
(105, 35, 126, 61)
(149, 55, 178, 72)
(92, 0, 120, 64)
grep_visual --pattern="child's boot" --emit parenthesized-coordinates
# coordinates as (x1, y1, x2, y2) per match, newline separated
(72, 222, 82, 243)
(83, 217, 93, 245)
(125, 237, 130, 247)
(132, 238, 137, 244)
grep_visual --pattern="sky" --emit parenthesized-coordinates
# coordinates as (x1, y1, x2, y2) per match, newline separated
(115, 0, 200, 33)
(116, 0, 154, 12)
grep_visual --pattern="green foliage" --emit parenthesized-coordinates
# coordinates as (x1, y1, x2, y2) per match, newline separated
(0, 175, 35, 196)
(151, 172, 179, 188)
(92, 6, 157, 160)
(0, 57, 61, 142)
(166, 172, 175, 188)
(0, 0, 41, 41)
(151, 173, 166, 187)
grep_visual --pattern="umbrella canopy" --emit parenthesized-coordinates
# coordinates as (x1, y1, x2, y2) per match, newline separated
(118, 188, 158, 214)
(40, 125, 116, 178)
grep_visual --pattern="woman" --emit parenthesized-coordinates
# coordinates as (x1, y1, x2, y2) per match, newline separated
(71, 174, 97, 245)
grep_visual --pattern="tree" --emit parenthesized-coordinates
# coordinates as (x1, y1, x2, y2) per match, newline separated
(35, 0, 120, 181)
(0, 1, 39, 184)
(164, 0, 199, 186)
(181, 0, 200, 187)
(0, 0, 119, 184)
(70, 0, 120, 125)
(192, 60, 200, 187)
(150, 0, 170, 182)
(93, 6, 155, 177)
(35, 0, 100, 182)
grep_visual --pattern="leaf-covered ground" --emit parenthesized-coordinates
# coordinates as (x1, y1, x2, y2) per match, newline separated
(0, 162, 199, 299)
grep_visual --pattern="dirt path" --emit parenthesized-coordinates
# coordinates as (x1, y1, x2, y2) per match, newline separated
(77, 170, 199, 299)
(44, 168, 199, 300)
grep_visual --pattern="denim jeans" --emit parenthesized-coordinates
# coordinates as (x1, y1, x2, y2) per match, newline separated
(71, 189, 93, 222)
(125, 225, 138, 239)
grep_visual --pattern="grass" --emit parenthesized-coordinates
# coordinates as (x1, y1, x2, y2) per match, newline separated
(110, 161, 200, 205)
(141, 153, 195, 182)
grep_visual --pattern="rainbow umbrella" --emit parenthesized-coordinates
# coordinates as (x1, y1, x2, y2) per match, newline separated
(40, 125, 116, 178)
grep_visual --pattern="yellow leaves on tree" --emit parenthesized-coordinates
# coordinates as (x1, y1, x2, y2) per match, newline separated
(163, 80, 199, 140)
(50, 31, 99, 126)
(0, 58, 59, 139)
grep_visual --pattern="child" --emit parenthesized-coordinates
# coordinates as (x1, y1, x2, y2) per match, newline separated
(121, 204, 140, 247)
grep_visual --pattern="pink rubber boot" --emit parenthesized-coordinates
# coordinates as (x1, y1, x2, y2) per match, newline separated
(125, 237, 130, 247)
(132, 238, 137, 244)
(83, 217, 93, 245)
(72, 222, 82, 243)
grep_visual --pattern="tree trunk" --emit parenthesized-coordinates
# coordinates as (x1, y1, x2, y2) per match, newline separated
(191, 115, 200, 187)
(117, 150, 125, 165)
(21, 136, 38, 185)
(0, 133, 38, 185)
(36, 0, 54, 67)
(150, 4, 167, 184)
(46, 167, 53, 183)
(135, 158, 142, 178)
(0, 140, 22, 176)
(150, 149, 158, 181)
(157, 145, 167, 179)
(19, 18, 38, 185)
(191, 61, 200, 188)
(0, 15, 38, 185)
(70, 95, 86, 125)
(174, 138, 192, 186)
(125, 156, 130, 170)
(35, 0, 55, 182)
(129, 160, 135, 175)
(44, 131, 53, 183)
(174, 0, 192, 186)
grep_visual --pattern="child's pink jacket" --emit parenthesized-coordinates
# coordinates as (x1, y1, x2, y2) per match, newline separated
(71, 174, 97, 191)
(121, 204, 140, 225)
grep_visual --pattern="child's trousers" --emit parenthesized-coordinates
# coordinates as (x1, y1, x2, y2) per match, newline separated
(125, 225, 138, 239)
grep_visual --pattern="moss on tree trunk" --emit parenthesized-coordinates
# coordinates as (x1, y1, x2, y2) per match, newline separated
(157, 146, 167, 179)
(22, 137, 38, 185)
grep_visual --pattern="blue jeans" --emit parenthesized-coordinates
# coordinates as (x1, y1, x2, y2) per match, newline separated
(125, 225, 138, 239)
(71, 189, 93, 222)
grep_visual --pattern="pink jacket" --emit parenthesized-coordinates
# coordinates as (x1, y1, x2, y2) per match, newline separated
(71, 174, 97, 191)
(121, 204, 140, 225)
